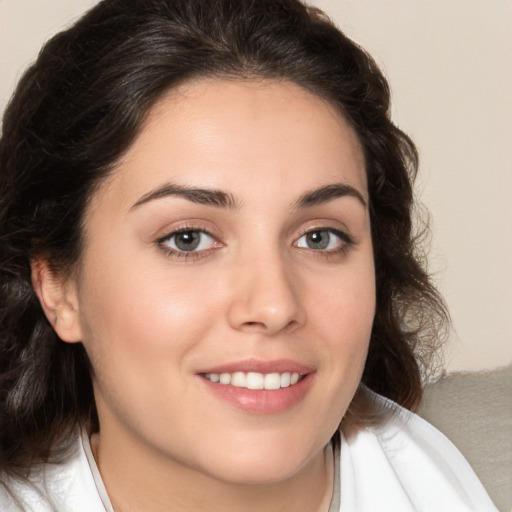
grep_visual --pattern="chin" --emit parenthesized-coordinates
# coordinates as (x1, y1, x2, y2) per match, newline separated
(193, 434, 325, 486)
(206, 459, 308, 486)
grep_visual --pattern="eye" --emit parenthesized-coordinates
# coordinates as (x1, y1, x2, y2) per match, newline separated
(159, 229, 216, 254)
(295, 229, 350, 251)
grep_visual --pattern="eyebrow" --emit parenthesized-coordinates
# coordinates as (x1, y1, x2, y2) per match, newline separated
(130, 183, 240, 211)
(294, 183, 367, 209)
(130, 181, 366, 212)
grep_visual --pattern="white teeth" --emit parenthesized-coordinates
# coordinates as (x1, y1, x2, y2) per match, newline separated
(246, 372, 264, 390)
(204, 371, 302, 390)
(219, 373, 231, 385)
(280, 372, 291, 388)
(231, 372, 246, 387)
(264, 373, 281, 390)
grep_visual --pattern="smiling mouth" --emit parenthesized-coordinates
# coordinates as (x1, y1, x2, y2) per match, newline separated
(203, 371, 303, 390)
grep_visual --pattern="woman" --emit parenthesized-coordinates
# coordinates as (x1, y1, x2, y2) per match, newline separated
(0, 0, 497, 510)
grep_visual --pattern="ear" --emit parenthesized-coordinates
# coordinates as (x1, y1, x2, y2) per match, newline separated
(31, 259, 83, 343)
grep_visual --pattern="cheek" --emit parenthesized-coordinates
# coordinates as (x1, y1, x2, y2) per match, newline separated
(318, 258, 375, 342)
(310, 256, 375, 385)
(290, 264, 375, 438)
(76, 255, 222, 379)
(76, 262, 227, 432)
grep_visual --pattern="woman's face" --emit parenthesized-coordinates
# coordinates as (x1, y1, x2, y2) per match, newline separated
(70, 79, 375, 485)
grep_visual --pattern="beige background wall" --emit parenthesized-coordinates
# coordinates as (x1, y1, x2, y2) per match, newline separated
(1, 0, 511, 372)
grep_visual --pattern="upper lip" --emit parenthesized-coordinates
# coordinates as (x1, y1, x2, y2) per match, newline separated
(197, 358, 315, 375)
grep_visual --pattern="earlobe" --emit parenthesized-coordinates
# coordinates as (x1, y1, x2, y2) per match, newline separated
(31, 259, 83, 343)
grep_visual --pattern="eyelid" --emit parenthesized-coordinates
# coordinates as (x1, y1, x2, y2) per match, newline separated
(154, 219, 221, 243)
(155, 224, 223, 259)
(153, 221, 356, 261)
(293, 225, 356, 256)
(295, 223, 354, 243)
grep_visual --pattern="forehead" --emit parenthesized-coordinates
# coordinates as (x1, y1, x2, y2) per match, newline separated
(93, 78, 367, 212)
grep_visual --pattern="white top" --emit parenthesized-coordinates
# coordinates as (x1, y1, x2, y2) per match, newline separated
(0, 395, 498, 511)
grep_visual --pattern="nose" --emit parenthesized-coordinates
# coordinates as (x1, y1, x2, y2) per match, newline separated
(227, 252, 306, 336)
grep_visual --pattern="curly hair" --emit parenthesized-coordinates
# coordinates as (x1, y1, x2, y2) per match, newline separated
(0, 0, 447, 474)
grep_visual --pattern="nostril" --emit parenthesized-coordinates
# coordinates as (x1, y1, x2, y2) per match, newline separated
(227, 283, 306, 335)
(239, 318, 301, 335)
(240, 321, 265, 331)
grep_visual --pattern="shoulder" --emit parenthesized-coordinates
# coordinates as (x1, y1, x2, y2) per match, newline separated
(338, 392, 498, 512)
(0, 464, 66, 512)
(0, 432, 105, 512)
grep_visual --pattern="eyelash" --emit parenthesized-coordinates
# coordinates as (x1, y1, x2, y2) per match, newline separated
(294, 227, 355, 259)
(156, 225, 218, 260)
(156, 226, 355, 260)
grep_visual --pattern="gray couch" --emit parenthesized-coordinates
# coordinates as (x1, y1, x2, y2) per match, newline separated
(418, 364, 512, 512)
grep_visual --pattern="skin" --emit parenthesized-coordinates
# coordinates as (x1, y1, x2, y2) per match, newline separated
(35, 79, 376, 512)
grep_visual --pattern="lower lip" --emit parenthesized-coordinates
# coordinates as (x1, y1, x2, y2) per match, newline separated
(199, 373, 315, 414)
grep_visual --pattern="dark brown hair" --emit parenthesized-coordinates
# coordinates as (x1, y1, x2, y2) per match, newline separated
(0, 0, 447, 474)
